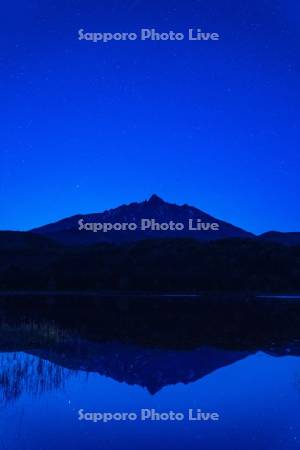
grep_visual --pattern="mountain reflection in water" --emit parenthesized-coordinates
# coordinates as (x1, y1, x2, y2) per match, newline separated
(1, 294, 300, 404)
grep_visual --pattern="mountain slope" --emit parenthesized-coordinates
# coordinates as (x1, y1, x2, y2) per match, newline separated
(31, 194, 253, 245)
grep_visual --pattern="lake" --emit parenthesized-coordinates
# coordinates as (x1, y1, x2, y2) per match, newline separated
(0, 294, 300, 449)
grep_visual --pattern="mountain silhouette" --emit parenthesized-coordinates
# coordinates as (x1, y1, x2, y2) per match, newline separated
(259, 231, 300, 246)
(2, 297, 300, 398)
(31, 195, 253, 245)
(29, 342, 250, 394)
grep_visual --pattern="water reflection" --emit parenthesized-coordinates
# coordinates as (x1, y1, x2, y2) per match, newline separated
(0, 295, 300, 449)
(0, 352, 75, 405)
(0, 294, 300, 403)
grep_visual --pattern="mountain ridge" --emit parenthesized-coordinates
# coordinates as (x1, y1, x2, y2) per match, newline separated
(31, 194, 254, 245)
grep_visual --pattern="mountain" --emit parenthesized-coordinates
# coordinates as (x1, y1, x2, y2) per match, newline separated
(31, 194, 253, 245)
(29, 343, 250, 394)
(1, 196, 299, 292)
(259, 231, 300, 246)
(3, 302, 300, 396)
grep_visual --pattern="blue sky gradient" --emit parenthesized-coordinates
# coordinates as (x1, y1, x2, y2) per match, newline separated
(1, 0, 299, 233)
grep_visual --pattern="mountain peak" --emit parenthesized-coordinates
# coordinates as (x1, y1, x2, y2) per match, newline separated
(148, 194, 164, 204)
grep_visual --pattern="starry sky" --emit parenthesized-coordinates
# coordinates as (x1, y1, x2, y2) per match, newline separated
(1, 0, 300, 233)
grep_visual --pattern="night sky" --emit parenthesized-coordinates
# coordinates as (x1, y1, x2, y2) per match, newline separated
(1, 0, 299, 233)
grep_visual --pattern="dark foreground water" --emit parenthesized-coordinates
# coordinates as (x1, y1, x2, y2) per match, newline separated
(0, 294, 300, 449)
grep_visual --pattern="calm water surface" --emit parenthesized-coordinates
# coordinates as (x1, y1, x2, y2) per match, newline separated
(0, 294, 300, 449)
